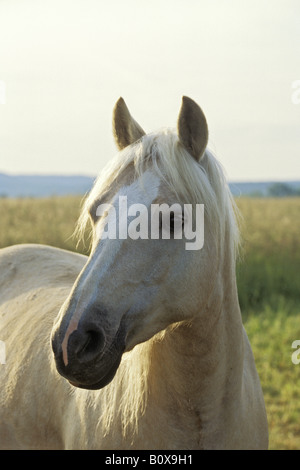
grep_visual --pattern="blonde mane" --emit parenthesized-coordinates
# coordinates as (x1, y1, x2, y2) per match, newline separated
(97, 326, 176, 440)
(76, 128, 240, 259)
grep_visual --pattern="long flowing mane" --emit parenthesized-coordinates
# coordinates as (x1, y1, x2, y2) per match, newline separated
(76, 128, 240, 259)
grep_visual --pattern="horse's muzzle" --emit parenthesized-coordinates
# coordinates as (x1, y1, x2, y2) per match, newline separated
(51, 319, 126, 390)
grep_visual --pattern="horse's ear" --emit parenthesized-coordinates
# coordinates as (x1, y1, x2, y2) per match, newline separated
(177, 96, 208, 161)
(112, 97, 146, 150)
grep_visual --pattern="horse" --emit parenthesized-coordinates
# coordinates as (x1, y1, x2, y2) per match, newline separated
(0, 96, 268, 449)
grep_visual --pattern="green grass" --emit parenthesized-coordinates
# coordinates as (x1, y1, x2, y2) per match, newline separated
(244, 303, 300, 449)
(0, 195, 300, 449)
(0, 196, 90, 255)
(236, 197, 300, 313)
(235, 198, 300, 449)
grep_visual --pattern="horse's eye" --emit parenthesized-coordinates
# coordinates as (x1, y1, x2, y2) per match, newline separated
(169, 212, 184, 233)
(170, 212, 175, 233)
(158, 210, 185, 238)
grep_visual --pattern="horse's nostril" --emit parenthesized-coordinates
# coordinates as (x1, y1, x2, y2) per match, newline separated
(76, 328, 106, 363)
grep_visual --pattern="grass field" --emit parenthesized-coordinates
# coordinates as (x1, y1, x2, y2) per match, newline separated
(236, 198, 300, 450)
(0, 195, 299, 449)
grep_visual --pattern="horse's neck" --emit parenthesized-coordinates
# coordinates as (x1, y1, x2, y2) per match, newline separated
(146, 248, 244, 447)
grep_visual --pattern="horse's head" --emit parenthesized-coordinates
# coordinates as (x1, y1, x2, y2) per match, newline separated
(51, 96, 238, 390)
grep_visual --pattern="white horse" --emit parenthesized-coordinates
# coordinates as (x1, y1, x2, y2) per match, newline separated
(0, 97, 268, 449)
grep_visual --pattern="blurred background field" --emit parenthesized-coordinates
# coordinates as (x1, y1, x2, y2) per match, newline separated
(236, 198, 300, 450)
(0, 195, 299, 449)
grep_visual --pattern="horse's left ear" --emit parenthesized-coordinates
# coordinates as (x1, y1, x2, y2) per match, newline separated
(177, 96, 208, 161)
(113, 97, 146, 150)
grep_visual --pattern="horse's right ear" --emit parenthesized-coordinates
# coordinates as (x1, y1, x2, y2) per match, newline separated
(177, 96, 208, 161)
(112, 98, 146, 150)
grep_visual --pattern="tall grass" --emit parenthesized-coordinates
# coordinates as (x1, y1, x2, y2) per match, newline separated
(236, 198, 300, 314)
(235, 198, 300, 449)
(0, 196, 89, 255)
(0, 195, 299, 449)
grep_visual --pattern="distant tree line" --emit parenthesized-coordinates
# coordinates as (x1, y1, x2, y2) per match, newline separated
(267, 183, 300, 197)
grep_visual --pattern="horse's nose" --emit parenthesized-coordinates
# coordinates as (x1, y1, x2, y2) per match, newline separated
(51, 320, 107, 368)
(67, 323, 106, 364)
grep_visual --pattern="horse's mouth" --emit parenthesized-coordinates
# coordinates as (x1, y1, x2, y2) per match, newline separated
(53, 320, 126, 391)
(67, 349, 123, 390)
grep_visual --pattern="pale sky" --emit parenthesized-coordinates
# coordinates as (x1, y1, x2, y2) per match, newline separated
(0, 0, 299, 181)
